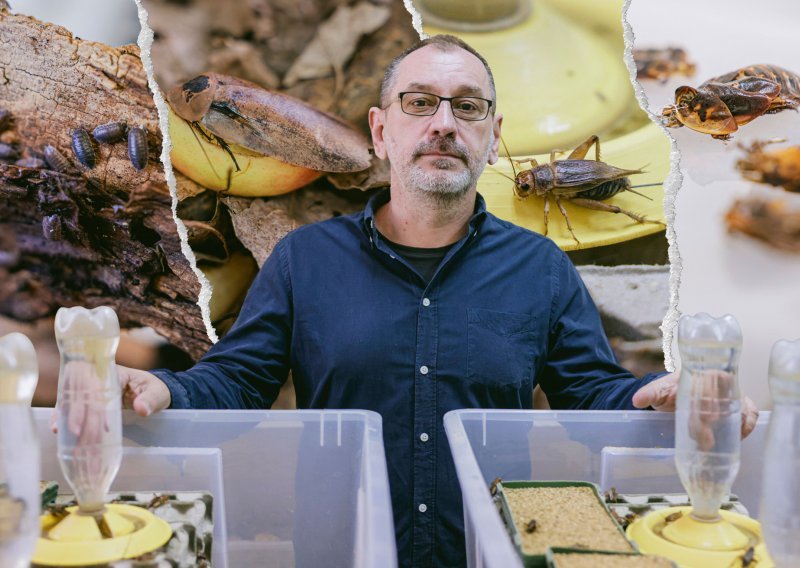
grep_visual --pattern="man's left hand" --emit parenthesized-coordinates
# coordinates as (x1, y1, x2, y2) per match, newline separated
(632, 371, 760, 439)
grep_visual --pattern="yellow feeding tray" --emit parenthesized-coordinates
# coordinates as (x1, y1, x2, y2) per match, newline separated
(627, 506, 774, 568)
(479, 123, 669, 251)
(33, 504, 172, 566)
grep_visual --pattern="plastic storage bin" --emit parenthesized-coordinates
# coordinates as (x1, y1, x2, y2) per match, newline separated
(443, 409, 770, 568)
(34, 408, 395, 568)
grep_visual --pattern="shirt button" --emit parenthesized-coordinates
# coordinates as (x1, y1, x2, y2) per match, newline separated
(422, 298, 431, 307)
(420, 433, 429, 442)
(420, 365, 429, 375)
(418, 504, 427, 513)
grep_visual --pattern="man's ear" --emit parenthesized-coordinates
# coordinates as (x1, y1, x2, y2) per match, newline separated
(368, 106, 388, 160)
(487, 113, 503, 165)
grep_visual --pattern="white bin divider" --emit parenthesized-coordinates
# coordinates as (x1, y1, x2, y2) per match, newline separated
(599, 447, 683, 494)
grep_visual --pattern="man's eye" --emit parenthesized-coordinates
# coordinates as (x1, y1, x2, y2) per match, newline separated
(455, 100, 479, 112)
(408, 97, 436, 107)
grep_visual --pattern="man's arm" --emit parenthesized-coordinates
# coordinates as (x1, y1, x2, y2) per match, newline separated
(122, 240, 294, 413)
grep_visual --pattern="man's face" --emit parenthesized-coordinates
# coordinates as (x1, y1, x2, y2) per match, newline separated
(369, 45, 503, 201)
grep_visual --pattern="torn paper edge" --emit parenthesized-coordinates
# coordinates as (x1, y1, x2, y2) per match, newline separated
(622, 0, 681, 373)
(403, 0, 426, 39)
(135, 0, 219, 344)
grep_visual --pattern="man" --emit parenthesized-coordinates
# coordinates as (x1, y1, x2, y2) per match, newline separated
(120, 36, 758, 567)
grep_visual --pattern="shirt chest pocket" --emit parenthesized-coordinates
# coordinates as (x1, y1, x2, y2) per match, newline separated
(467, 308, 538, 388)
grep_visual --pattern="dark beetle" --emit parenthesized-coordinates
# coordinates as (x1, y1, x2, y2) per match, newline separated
(93, 121, 128, 144)
(71, 128, 97, 169)
(128, 126, 148, 171)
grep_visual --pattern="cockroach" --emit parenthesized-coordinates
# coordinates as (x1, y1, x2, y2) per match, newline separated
(500, 135, 664, 245)
(740, 546, 756, 567)
(92, 121, 127, 144)
(664, 511, 683, 524)
(490, 477, 502, 497)
(127, 126, 148, 171)
(633, 47, 696, 83)
(662, 64, 800, 140)
(0, 141, 18, 160)
(0, 109, 11, 131)
(70, 127, 97, 169)
(725, 196, 800, 253)
(525, 519, 538, 533)
(737, 139, 800, 193)
(604, 487, 619, 503)
(43, 144, 72, 172)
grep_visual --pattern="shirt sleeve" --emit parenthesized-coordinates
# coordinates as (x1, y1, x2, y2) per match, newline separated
(538, 252, 666, 410)
(151, 239, 293, 409)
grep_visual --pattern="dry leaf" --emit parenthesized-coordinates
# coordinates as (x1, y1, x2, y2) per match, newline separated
(282, 2, 391, 88)
(209, 38, 280, 88)
(327, 155, 390, 191)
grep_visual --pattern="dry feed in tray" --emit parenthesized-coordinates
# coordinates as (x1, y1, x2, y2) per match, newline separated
(552, 552, 674, 567)
(504, 486, 633, 555)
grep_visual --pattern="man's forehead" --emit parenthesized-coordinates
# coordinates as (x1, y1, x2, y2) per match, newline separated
(393, 45, 490, 96)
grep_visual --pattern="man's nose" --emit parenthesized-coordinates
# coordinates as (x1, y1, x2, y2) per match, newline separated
(428, 99, 457, 137)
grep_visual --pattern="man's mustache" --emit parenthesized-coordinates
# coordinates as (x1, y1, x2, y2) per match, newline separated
(413, 138, 469, 163)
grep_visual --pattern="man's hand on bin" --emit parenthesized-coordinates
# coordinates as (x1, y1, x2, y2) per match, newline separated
(118, 365, 171, 416)
(632, 371, 759, 439)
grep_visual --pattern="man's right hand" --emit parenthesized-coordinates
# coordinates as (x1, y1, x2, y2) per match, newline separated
(119, 365, 171, 416)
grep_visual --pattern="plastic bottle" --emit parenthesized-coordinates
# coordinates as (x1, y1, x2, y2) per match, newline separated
(759, 338, 800, 565)
(0, 332, 40, 568)
(54, 306, 122, 514)
(674, 313, 742, 521)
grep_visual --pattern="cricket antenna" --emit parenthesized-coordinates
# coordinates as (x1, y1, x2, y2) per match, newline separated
(627, 182, 662, 200)
(500, 135, 517, 179)
(489, 165, 516, 183)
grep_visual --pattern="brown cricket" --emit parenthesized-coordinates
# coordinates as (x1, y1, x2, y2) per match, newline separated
(737, 139, 800, 193)
(725, 196, 800, 253)
(662, 65, 800, 140)
(502, 135, 664, 245)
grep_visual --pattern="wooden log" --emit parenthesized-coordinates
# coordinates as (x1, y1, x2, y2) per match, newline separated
(0, 10, 211, 360)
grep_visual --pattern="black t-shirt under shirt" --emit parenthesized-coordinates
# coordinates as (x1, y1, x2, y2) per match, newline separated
(380, 232, 455, 283)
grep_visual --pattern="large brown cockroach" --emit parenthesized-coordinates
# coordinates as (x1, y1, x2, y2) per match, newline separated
(43, 144, 73, 173)
(737, 139, 800, 193)
(167, 72, 371, 172)
(70, 127, 97, 169)
(662, 64, 800, 140)
(633, 47, 696, 83)
(500, 135, 664, 245)
(127, 126, 148, 171)
(725, 196, 800, 253)
(92, 121, 128, 144)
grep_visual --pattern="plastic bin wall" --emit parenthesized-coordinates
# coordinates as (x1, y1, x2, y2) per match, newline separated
(34, 409, 396, 568)
(443, 409, 770, 568)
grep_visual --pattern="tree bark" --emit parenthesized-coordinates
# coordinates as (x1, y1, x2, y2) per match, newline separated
(0, 11, 211, 360)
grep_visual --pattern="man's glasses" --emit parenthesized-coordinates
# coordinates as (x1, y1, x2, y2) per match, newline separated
(393, 92, 493, 121)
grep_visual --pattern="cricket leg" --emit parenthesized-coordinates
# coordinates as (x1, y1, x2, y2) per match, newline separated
(555, 196, 580, 245)
(569, 197, 666, 226)
(513, 157, 539, 169)
(567, 135, 601, 161)
(543, 194, 550, 236)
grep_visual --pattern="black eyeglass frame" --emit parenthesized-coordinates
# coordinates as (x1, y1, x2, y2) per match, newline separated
(389, 91, 494, 121)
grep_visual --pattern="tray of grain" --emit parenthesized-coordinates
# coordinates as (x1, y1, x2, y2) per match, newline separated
(546, 547, 677, 568)
(496, 481, 635, 568)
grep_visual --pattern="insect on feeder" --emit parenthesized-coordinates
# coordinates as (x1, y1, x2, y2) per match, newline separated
(627, 313, 774, 567)
(32, 306, 172, 566)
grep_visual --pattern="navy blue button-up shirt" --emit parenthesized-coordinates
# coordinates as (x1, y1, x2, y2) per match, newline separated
(155, 190, 661, 567)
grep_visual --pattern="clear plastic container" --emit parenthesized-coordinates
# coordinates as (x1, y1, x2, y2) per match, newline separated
(0, 333, 40, 568)
(444, 409, 771, 568)
(759, 339, 800, 566)
(34, 408, 396, 568)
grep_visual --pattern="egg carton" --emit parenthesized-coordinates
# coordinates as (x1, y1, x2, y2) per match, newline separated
(603, 492, 750, 529)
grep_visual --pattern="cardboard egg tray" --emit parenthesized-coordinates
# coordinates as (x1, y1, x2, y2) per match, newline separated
(603, 492, 750, 529)
(40, 491, 213, 568)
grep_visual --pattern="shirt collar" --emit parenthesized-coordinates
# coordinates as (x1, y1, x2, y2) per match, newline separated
(362, 189, 488, 239)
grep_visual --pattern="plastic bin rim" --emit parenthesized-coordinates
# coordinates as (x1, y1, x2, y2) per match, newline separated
(443, 408, 771, 425)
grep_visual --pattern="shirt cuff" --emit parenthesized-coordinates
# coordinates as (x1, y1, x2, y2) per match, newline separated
(150, 368, 191, 409)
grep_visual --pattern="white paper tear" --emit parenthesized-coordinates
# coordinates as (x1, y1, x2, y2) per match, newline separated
(622, 0, 681, 373)
(403, 0, 427, 39)
(135, 0, 219, 344)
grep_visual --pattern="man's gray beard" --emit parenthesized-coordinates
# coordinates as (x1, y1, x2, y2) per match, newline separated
(403, 139, 493, 206)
